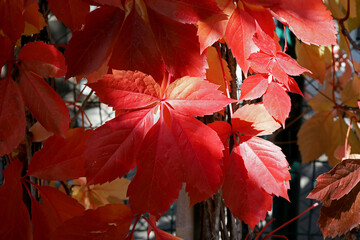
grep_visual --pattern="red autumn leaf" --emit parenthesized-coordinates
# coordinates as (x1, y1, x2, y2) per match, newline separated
(239, 74, 269, 100)
(0, 35, 13, 68)
(263, 81, 291, 126)
(232, 103, 281, 136)
(87, 70, 231, 214)
(31, 185, 85, 240)
(145, 0, 223, 24)
(85, 109, 155, 184)
(239, 136, 290, 200)
(27, 128, 93, 181)
(222, 145, 273, 229)
(0, 76, 26, 155)
(317, 183, 360, 238)
(269, 0, 337, 46)
(248, 26, 309, 83)
(0, 0, 24, 42)
(308, 159, 360, 206)
(48, 0, 90, 31)
(147, 7, 207, 79)
(242, 1, 276, 38)
(127, 107, 183, 216)
(165, 76, 235, 116)
(19, 70, 70, 136)
(225, 6, 257, 74)
(50, 204, 133, 240)
(65, 7, 124, 79)
(0, 160, 32, 240)
(87, 70, 161, 110)
(108, 7, 165, 82)
(129, 107, 224, 216)
(18, 41, 67, 78)
(197, 0, 235, 53)
(282, 76, 303, 96)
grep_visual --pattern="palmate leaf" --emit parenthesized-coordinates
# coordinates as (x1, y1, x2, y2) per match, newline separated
(86, 70, 233, 215)
(211, 103, 288, 229)
(65, 0, 222, 81)
(308, 159, 360, 238)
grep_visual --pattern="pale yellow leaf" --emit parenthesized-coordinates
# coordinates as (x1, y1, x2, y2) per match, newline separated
(297, 112, 332, 163)
(295, 40, 331, 84)
(308, 85, 335, 112)
(205, 46, 232, 95)
(341, 74, 360, 107)
(72, 177, 130, 209)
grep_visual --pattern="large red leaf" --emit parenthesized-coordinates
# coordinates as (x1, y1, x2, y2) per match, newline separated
(27, 128, 93, 181)
(108, 7, 165, 82)
(165, 76, 235, 117)
(32, 185, 85, 240)
(129, 107, 224, 215)
(48, 0, 90, 31)
(145, 0, 223, 24)
(172, 111, 224, 205)
(87, 70, 161, 110)
(50, 204, 133, 240)
(0, 160, 32, 240)
(318, 183, 360, 238)
(0, 0, 24, 42)
(148, 7, 207, 79)
(85, 109, 155, 184)
(19, 70, 70, 136)
(232, 103, 281, 136)
(263, 81, 291, 126)
(225, 6, 257, 74)
(0, 76, 26, 155)
(239, 74, 269, 100)
(127, 107, 183, 216)
(18, 41, 67, 78)
(239, 136, 290, 200)
(65, 7, 124, 78)
(222, 146, 273, 229)
(270, 0, 337, 46)
(308, 159, 360, 206)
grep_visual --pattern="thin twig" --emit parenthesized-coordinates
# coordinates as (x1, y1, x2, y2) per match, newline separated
(69, 90, 94, 128)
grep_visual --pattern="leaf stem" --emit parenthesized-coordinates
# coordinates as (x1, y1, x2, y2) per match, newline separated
(263, 203, 319, 240)
(215, 42, 233, 119)
(69, 90, 94, 128)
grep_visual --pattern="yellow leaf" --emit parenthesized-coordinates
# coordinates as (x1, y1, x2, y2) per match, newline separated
(324, 117, 360, 166)
(72, 177, 130, 209)
(308, 85, 335, 112)
(22, 2, 47, 36)
(341, 74, 360, 107)
(297, 112, 332, 163)
(295, 40, 331, 84)
(206, 46, 232, 96)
